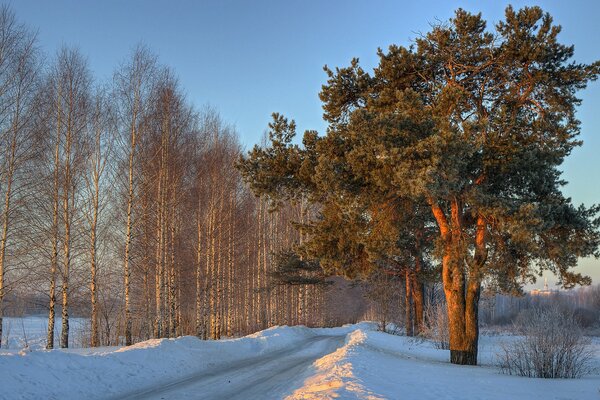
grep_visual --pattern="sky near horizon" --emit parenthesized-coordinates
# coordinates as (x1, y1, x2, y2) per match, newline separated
(8, 0, 600, 289)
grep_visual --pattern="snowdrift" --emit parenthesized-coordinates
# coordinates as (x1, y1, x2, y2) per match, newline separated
(0, 323, 367, 400)
(1, 320, 599, 399)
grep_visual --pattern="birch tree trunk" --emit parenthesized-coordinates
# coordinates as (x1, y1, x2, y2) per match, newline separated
(46, 88, 61, 350)
(0, 90, 19, 348)
(195, 207, 203, 338)
(60, 66, 74, 350)
(0, 6, 38, 349)
(123, 120, 136, 346)
(116, 46, 156, 346)
(85, 92, 109, 348)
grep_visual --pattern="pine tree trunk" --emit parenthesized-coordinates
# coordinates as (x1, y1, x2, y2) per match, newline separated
(445, 270, 480, 365)
(298, 285, 304, 326)
(405, 269, 413, 337)
(431, 198, 482, 365)
(412, 256, 424, 335)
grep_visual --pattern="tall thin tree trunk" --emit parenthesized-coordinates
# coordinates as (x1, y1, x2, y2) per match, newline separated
(405, 269, 414, 336)
(412, 256, 424, 335)
(60, 90, 74, 349)
(256, 200, 263, 328)
(195, 208, 203, 338)
(90, 193, 99, 347)
(226, 197, 234, 337)
(169, 203, 177, 338)
(123, 124, 136, 346)
(262, 200, 269, 328)
(209, 203, 217, 339)
(89, 120, 102, 347)
(201, 203, 213, 340)
(47, 97, 61, 350)
(0, 110, 19, 348)
(154, 159, 164, 338)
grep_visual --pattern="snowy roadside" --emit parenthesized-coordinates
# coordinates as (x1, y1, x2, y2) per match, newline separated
(286, 330, 600, 400)
(2, 320, 600, 400)
(0, 322, 368, 400)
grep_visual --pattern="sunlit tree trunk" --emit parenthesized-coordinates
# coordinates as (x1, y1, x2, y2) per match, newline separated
(195, 204, 203, 338)
(46, 88, 61, 350)
(431, 198, 485, 365)
(87, 102, 103, 348)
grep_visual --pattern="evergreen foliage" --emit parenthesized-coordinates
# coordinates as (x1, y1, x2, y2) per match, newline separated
(270, 250, 332, 286)
(238, 6, 600, 365)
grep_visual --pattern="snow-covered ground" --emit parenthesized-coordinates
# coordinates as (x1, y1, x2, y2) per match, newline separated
(287, 330, 600, 399)
(1, 319, 599, 400)
(2, 315, 88, 350)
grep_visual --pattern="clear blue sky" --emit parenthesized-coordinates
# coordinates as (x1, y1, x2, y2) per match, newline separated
(9, 0, 600, 288)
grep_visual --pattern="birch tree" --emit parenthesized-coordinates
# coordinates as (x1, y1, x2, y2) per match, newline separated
(83, 88, 114, 347)
(44, 47, 92, 349)
(0, 5, 39, 348)
(114, 46, 156, 346)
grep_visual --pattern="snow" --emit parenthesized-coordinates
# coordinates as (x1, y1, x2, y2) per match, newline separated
(287, 331, 600, 399)
(1, 318, 599, 399)
(0, 319, 365, 400)
(2, 315, 88, 350)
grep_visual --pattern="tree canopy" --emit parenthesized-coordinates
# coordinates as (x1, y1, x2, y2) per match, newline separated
(238, 6, 600, 365)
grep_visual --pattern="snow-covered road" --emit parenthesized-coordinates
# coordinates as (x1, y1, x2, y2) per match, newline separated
(119, 335, 345, 400)
(3, 322, 600, 399)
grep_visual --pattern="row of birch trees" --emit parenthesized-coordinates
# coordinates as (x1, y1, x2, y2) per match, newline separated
(0, 6, 340, 349)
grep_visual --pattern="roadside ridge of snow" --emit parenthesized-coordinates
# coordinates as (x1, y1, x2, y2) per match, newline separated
(287, 329, 600, 400)
(0, 323, 364, 400)
(286, 329, 385, 400)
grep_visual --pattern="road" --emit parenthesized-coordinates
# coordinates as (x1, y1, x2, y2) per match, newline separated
(117, 335, 345, 400)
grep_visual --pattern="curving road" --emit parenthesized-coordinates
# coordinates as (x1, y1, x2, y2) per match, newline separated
(117, 335, 345, 400)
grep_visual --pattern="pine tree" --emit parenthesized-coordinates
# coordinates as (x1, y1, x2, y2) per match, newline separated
(239, 6, 600, 365)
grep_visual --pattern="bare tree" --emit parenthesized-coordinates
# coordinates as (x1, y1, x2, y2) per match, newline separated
(114, 45, 156, 346)
(46, 47, 91, 348)
(0, 9, 361, 347)
(82, 88, 114, 347)
(0, 5, 40, 349)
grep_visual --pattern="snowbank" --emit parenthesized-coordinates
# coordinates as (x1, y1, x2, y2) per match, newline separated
(287, 329, 600, 399)
(3, 320, 600, 399)
(0, 323, 369, 400)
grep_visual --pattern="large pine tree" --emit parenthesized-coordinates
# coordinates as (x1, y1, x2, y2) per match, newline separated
(239, 6, 600, 365)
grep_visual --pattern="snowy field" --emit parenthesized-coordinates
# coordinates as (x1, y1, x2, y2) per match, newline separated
(2, 315, 88, 350)
(1, 319, 599, 399)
